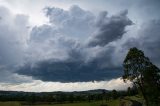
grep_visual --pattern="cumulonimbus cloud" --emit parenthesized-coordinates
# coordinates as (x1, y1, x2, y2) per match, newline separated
(0, 5, 160, 83)
(17, 6, 132, 82)
(87, 10, 132, 47)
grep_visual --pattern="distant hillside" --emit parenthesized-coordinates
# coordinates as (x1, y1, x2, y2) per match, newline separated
(0, 89, 109, 95)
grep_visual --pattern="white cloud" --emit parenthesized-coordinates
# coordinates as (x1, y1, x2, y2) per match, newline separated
(1, 0, 72, 26)
(0, 77, 131, 92)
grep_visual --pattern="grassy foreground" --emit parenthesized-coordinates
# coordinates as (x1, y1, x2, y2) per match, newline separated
(0, 100, 119, 106)
(34, 101, 102, 106)
(0, 95, 143, 106)
(0, 102, 21, 106)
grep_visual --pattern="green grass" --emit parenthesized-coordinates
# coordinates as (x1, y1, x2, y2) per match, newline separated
(21, 101, 109, 106)
(125, 95, 144, 103)
(106, 99, 120, 106)
(33, 100, 120, 106)
(0, 101, 105, 106)
(0, 100, 124, 106)
(0, 96, 144, 106)
(33, 101, 102, 106)
(0, 102, 21, 106)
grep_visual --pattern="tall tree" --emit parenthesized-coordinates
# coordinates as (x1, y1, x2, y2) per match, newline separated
(143, 64, 160, 105)
(123, 47, 160, 106)
(111, 89, 118, 99)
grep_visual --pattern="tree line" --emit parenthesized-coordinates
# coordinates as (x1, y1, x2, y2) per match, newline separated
(0, 88, 137, 104)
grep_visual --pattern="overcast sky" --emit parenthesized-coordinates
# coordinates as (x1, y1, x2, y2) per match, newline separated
(0, 0, 159, 92)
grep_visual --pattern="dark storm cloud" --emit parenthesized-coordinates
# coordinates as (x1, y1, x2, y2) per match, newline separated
(0, 66, 32, 83)
(15, 5, 160, 82)
(123, 20, 160, 67)
(18, 59, 122, 82)
(88, 10, 132, 47)
(16, 6, 132, 82)
(142, 21, 160, 66)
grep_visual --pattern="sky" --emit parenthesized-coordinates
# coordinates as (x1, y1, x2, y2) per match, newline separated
(0, 0, 160, 92)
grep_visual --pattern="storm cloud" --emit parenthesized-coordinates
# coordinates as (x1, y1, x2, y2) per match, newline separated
(17, 6, 132, 82)
(18, 59, 122, 82)
(0, 6, 29, 67)
(88, 10, 132, 47)
(122, 20, 160, 67)
(0, 3, 160, 84)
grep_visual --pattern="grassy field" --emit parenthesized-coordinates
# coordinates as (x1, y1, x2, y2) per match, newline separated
(0, 101, 120, 106)
(27, 101, 119, 106)
(125, 95, 144, 103)
(106, 99, 120, 106)
(0, 96, 143, 106)
(33, 102, 102, 106)
(0, 102, 21, 106)
(0, 101, 117, 106)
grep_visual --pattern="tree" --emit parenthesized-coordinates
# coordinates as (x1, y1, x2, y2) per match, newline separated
(68, 94, 74, 103)
(123, 47, 160, 106)
(127, 87, 131, 96)
(111, 90, 118, 99)
(27, 93, 36, 105)
(101, 90, 106, 105)
(143, 64, 160, 105)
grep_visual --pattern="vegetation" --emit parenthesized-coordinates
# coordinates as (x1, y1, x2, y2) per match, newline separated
(123, 47, 160, 106)
(0, 95, 143, 106)
(0, 89, 139, 106)
(0, 102, 21, 106)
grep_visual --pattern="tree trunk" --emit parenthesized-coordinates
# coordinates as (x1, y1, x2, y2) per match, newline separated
(138, 82, 149, 106)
